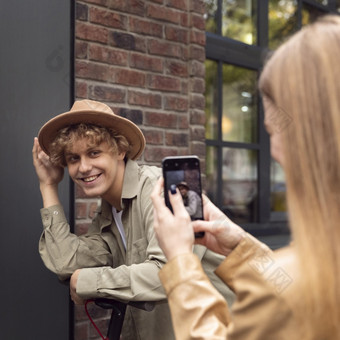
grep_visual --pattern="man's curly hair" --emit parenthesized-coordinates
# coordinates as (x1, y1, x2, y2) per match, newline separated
(49, 123, 131, 167)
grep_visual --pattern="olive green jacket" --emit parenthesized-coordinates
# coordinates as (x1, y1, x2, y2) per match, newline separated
(39, 159, 234, 340)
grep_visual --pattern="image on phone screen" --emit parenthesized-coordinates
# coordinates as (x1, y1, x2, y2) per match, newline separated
(162, 156, 205, 238)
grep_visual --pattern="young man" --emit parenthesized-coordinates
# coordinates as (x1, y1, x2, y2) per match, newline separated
(32, 99, 234, 339)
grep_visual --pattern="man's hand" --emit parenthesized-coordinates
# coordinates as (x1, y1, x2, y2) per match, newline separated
(70, 269, 85, 305)
(32, 137, 63, 207)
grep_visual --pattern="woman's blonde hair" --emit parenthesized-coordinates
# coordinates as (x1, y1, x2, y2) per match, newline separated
(259, 15, 340, 339)
(49, 123, 131, 167)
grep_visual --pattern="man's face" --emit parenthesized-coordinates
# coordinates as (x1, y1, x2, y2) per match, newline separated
(65, 137, 125, 201)
(178, 185, 188, 197)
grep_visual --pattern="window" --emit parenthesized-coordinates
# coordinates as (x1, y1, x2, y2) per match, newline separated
(204, 0, 338, 247)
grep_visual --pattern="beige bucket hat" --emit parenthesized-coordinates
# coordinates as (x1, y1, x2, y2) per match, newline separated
(38, 100, 145, 160)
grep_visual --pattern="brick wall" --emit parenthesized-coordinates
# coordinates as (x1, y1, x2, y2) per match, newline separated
(74, 0, 206, 338)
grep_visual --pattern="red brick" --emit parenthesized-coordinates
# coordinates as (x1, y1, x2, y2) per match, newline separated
(114, 68, 145, 87)
(190, 140, 206, 156)
(191, 0, 206, 14)
(128, 91, 162, 108)
(191, 13, 205, 30)
(75, 222, 90, 236)
(166, 131, 188, 146)
(143, 129, 164, 144)
(190, 94, 205, 110)
(144, 111, 178, 128)
(181, 12, 189, 27)
(144, 146, 179, 162)
(166, 0, 188, 10)
(181, 79, 189, 94)
(89, 44, 128, 66)
(190, 77, 205, 93)
(75, 41, 88, 59)
(108, 0, 127, 11)
(130, 53, 163, 72)
(166, 60, 188, 77)
(75, 81, 88, 98)
(148, 39, 183, 58)
(76, 3, 88, 21)
(147, 74, 181, 92)
(129, 17, 162, 37)
(75, 202, 88, 219)
(75, 183, 86, 198)
(190, 60, 205, 77)
(89, 7, 128, 29)
(89, 85, 126, 102)
(147, 4, 181, 24)
(189, 45, 205, 62)
(74, 322, 89, 340)
(76, 22, 108, 43)
(126, 0, 145, 16)
(190, 109, 206, 125)
(110, 0, 145, 15)
(82, 0, 108, 6)
(190, 125, 205, 141)
(164, 95, 188, 112)
(165, 26, 189, 44)
(178, 113, 189, 128)
(190, 30, 206, 45)
(76, 60, 113, 82)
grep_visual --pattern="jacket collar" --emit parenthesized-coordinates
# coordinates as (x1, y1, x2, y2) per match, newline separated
(99, 159, 139, 221)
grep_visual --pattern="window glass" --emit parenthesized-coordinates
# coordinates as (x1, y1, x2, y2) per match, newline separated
(222, 64, 258, 143)
(268, 0, 298, 50)
(204, 0, 218, 34)
(314, 0, 328, 5)
(302, 3, 327, 25)
(222, 148, 258, 223)
(222, 0, 257, 45)
(338, 0, 340, 12)
(270, 159, 286, 212)
(205, 60, 219, 140)
(205, 146, 218, 203)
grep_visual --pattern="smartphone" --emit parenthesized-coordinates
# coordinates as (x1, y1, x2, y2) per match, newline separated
(162, 155, 205, 238)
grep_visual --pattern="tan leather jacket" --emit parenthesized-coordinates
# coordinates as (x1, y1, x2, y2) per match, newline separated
(159, 233, 300, 340)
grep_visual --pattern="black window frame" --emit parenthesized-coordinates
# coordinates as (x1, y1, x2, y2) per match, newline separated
(205, 0, 338, 242)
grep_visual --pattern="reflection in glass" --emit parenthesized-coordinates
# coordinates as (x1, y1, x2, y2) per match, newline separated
(268, 0, 298, 50)
(314, 0, 328, 5)
(222, 64, 257, 143)
(205, 60, 219, 140)
(222, 0, 257, 45)
(222, 148, 258, 223)
(271, 159, 286, 212)
(338, 0, 340, 13)
(204, 0, 218, 34)
(302, 4, 326, 26)
(205, 146, 218, 203)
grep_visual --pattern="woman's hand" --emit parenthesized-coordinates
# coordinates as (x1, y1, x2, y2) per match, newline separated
(151, 177, 194, 261)
(193, 195, 245, 256)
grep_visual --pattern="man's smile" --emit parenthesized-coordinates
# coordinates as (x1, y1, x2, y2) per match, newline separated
(82, 174, 101, 182)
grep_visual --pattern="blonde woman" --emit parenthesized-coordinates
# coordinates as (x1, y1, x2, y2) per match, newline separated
(151, 15, 340, 339)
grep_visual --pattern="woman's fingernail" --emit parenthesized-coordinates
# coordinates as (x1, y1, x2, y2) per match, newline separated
(170, 184, 177, 195)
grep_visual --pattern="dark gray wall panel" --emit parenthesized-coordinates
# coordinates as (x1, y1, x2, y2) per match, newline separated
(0, 1, 73, 339)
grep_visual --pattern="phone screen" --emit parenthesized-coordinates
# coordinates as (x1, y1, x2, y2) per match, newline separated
(162, 156, 205, 238)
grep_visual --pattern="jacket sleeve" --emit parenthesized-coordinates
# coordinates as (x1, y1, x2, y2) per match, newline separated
(159, 234, 294, 340)
(39, 204, 113, 279)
